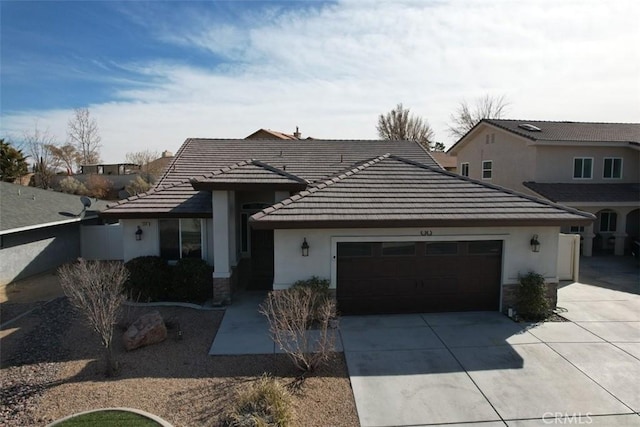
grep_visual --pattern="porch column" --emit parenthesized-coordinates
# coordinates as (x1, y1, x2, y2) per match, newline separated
(582, 222, 595, 257)
(212, 190, 232, 303)
(614, 211, 628, 256)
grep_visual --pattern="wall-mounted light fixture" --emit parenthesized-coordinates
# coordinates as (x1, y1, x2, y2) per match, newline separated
(530, 234, 540, 252)
(136, 226, 143, 241)
(301, 238, 309, 257)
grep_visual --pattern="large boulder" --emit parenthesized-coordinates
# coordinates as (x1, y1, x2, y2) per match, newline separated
(123, 311, 167, 351)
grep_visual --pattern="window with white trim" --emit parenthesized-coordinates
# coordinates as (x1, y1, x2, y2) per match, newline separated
(603, 158, 622, 179)
(482, 160, 492, 179)
(570, 226, 585, 233)
(599, 211, 617, 232)
(159, 218, 203, 260)
(460, 162, 469, 177)
(573, 158, 593, 179)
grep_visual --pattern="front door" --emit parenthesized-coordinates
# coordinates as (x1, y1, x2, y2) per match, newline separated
(249, 229, 274, 290)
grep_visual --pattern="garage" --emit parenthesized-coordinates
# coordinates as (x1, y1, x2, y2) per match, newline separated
(337, 240, 502, 314)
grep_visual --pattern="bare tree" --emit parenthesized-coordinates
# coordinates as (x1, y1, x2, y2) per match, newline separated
(23, 122, 58, 188)
(58, 259, 128, 377)
(259, 287, 337, 373)
(47, 143, 81, 174)
(67, 108, 101, 165)
(377, 103, 436, 150)
(447, 94, 509, 139)
(125, 149, 162, 183)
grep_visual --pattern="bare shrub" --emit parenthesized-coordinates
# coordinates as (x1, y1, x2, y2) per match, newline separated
(259, 287, 337, 373)
(59, 176, 88, 195)
(85, 174, 113, 199)
(58, 259, 128, 377)
(224, 374, 293, 427)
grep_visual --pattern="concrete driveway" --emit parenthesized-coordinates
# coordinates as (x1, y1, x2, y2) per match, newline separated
(344, 256, 640, 426)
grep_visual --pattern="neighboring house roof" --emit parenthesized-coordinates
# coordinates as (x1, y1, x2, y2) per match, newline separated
(523, 182, 640, 203)
(448, 119, 640, 153)
(250, 155, 594, 229)
(430, 152, 457, 170)
(0, 182, 108, 235)
(104, 139, 437, 218)
(245, 129, 299, 140)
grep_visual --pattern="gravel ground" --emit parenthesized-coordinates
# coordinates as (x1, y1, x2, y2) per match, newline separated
(0, 299, 359, 427)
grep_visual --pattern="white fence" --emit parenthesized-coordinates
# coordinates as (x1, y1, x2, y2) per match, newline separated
(557, 233, 580, 281)
(81, 223, 123, 260)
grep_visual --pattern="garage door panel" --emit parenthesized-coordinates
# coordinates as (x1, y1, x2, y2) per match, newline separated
(337, 240, 502, 314)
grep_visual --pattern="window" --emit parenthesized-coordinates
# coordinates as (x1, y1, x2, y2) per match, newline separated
(468, 240, 502, 255)
(159, 218, 202, 260)
(599, 211, 617, 232)
(573, 158, 593, 179)
(381, 242, 415, 256)
(570, 226, 585, 233)
(603, 158, 622, 179)
(426, 242, 458, 255)
(337, 242, 373, 257)
(460, 162, 469, 177)
(482, 161, 492, 179)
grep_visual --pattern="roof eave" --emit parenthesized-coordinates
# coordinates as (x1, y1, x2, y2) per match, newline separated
(190, 181, 307, 192)
(249, 217, 594, 230)
(100, 211, 211, 220)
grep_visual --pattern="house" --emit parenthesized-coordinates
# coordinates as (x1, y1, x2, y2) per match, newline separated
(447, 120, 639, 257)
(245, 127, 310, 140)
(0, 182, 109, 284)
(429, 152, 457, 172)
(102, 138, 592, 314)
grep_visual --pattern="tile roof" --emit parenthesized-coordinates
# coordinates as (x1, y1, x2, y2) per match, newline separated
(101, 181, 211, 219)
(483, 119, 640, 143)
(102, 139, 437, 217)
(0, 182, 107, 234)
(523, 182, 640, 203)
(190, 159, 309, 191)
(245, 129, 299, 140)
(156, 139, 437, 187)
(250, 156, 594, 229)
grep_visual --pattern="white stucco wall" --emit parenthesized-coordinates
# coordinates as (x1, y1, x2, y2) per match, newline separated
(122, 219, 160, 261)
(273, 226, 561, 290)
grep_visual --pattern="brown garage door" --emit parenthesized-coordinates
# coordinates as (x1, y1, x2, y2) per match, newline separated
(337, 240, 502, 314)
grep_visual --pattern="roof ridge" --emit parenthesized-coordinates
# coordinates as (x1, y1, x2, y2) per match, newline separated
(251, 154, 391, 220)
(155, 138, 193, 187)
(252, 160, 309, 184)
(485, 119, 640, 125)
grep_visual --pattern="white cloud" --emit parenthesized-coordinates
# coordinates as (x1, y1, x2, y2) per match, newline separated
(3, 0, 639, 163)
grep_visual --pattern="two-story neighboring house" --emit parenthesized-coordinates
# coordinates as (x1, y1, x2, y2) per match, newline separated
(448, 119, 640, 257)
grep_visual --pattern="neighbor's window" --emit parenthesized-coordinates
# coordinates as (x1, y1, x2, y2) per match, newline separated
(482, 161, 492, 179)
(570, 226, 585, 233)
(381, 242, 415, 256)
(159, 218, 202, 260)
(599, 211, 617, 232)
(460, 162, 469, 177)
(573, 158, 593, 179)
(603, 158, 622, 179)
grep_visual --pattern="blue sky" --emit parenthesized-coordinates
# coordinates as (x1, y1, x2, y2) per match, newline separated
(2, 0, 639, 163)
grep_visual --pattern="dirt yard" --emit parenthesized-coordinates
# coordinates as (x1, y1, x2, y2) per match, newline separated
(0, 299, 359, 427)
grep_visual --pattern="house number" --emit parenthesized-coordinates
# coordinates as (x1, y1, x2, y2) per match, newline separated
(420, 230, 432, 236)
(142, 221, 151, 227)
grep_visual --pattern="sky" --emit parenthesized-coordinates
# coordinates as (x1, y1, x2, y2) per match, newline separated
(1, 0, 639, 163)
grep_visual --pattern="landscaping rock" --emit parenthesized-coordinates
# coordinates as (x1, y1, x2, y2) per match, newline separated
(123, 311, 167, 351)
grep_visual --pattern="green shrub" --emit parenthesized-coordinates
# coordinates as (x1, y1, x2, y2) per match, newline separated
(172, 258, 213, 303)
(124, 256, 172, 302)
(516, 271, 550, 321)
(225, 374, 293, 427)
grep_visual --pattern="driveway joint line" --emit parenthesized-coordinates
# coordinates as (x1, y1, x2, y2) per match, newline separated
(571, 319, 640, 361)
(538, 338, 637, 414)
(425, 319, 506, 425)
